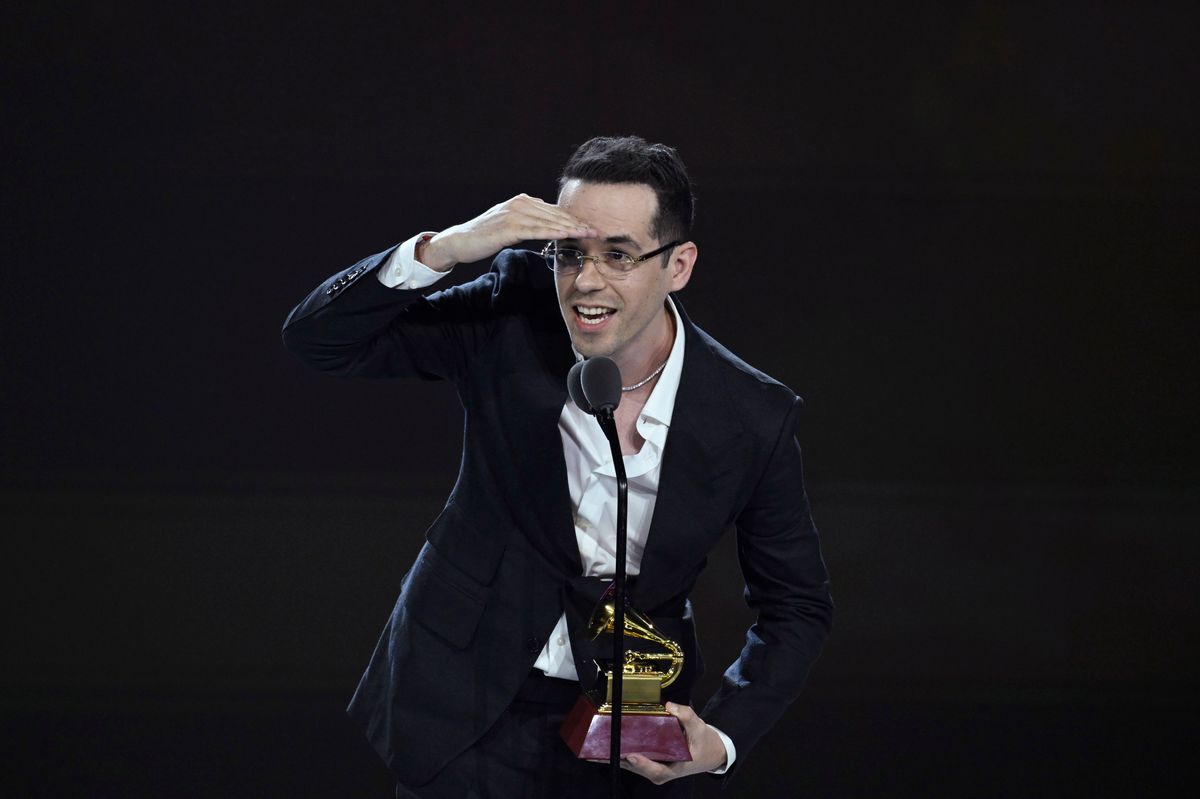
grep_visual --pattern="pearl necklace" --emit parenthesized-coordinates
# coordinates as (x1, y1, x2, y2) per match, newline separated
(621, 358, 669, 392)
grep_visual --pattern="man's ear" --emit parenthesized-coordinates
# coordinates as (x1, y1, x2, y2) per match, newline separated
(668, 241, 698, 291)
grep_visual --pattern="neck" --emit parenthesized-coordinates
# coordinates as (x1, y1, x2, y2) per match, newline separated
(616, 304, 675, 392)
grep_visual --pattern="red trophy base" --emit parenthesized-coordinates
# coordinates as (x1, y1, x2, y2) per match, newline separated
(559, 695, 692, 763)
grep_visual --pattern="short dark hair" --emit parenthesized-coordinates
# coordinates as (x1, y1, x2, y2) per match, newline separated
(558, 135, 696, 244)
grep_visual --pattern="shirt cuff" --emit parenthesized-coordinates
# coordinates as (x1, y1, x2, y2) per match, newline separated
(376, 231, 451, 289)
(708, 724, 736, 774)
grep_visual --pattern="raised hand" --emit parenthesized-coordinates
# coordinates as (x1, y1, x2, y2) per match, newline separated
(419, 193, 598, 272)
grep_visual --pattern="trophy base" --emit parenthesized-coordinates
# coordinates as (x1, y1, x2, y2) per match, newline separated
(559, 695, 692, 763)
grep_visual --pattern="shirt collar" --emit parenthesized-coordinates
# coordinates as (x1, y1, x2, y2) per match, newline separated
(638, 296, 685, 428)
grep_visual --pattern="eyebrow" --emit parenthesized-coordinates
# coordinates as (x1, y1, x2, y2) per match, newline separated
(560, 234, 641, 250)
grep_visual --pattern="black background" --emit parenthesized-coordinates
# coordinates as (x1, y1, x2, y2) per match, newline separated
(3, 3, 1197, 797)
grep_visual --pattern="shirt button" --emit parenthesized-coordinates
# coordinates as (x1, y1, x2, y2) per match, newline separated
(557, 636, 566, 647)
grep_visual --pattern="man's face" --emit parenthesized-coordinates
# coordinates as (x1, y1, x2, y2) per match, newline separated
(554, 180, 693, 371)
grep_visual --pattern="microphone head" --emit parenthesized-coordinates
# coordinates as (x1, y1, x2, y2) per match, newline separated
(567, 360, 593, 414)
(581, 356, 622, 414)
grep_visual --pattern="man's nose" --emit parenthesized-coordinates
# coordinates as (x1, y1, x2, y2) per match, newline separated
(573, 257, 607, 290)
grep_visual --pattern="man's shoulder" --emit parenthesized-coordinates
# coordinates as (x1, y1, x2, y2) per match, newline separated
(682, 317, 803, 418)
(686, 311, 806, 448)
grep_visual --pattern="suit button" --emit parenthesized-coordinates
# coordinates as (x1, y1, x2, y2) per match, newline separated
(524, 637, 544, 653)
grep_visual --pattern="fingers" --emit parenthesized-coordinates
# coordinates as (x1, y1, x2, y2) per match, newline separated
(665, 702, 706, 738)
(618, 704, 702, 786)
(506, 194, 597, 240)
(617, 705, 727, 785)
(619, 754, 680, 786)
(664, 703, 729, 772)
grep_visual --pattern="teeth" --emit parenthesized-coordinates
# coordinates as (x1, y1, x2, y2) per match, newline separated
(575, 305, 614, 325)
(575, 305, 614, 326)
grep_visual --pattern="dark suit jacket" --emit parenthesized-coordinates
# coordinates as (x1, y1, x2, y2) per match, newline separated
(281, 246, 833, 787)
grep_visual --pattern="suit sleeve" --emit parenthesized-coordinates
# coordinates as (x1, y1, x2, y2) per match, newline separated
(281, 245, 501, 383)
(699, 396, 833, 772)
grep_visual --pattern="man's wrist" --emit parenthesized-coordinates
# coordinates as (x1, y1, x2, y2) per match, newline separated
(377, 232, 452, 290)
(417, 232, 456, 272)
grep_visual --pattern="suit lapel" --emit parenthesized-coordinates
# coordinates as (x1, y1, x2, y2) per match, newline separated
(637, 297, 745, 610)
(503, 307, 584, 575)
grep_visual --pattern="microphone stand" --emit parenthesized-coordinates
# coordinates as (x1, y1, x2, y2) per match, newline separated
(594, 408, 627, 798)
(569, 355, 630, 799)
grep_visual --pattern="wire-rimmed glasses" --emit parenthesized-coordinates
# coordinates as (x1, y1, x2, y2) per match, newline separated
(540, 240, 682, 279)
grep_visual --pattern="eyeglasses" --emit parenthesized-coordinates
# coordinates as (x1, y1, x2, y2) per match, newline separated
(540, 240, 682, 279)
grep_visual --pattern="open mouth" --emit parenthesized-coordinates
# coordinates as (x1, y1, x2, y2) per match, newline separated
(574, 305, 616, 326)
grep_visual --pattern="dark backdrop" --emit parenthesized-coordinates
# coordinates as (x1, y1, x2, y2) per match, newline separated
(3, 3, 1197, 797)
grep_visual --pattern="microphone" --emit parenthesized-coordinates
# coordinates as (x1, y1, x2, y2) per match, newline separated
(567, 360, 593, 414)
(580, 356, 622, 416)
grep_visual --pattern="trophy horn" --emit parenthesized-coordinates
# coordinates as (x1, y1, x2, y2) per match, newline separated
(587, 601, 684, 689)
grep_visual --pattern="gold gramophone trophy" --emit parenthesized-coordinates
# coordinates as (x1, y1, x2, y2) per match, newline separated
(558, 595, 692, 762)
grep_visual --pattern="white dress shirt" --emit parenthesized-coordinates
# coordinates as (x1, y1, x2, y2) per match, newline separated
(377, 234, 736, 771)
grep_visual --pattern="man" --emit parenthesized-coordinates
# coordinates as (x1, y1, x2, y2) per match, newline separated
(282, 135, 833, 798)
